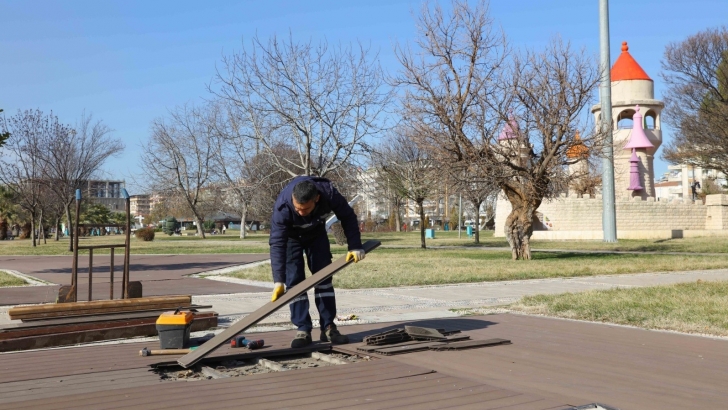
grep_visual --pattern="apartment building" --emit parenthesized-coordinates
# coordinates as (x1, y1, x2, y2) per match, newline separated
(129, 195, 150, 216)
(84, 179, 126, 211)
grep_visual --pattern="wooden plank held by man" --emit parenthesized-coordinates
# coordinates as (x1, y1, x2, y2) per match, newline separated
(177, 239, 380, 368)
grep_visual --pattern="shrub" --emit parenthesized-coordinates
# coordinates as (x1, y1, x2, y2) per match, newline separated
(135, 227, 155, 241)
(364, 219, 376, 232)
(19, 222, 31, 239)
(162, 217, 178, 236)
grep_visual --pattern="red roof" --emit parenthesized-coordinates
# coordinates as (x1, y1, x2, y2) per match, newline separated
(611, 42, 652, 82)
(566, 132, 589, 159)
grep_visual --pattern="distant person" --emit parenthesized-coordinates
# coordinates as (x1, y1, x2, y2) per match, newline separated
(222, 224, 226, 234)
(691, 180, 701, 201)
(269, 176, 365, 348)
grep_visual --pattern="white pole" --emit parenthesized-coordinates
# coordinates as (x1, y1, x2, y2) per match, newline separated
(599, 0, 617, 242)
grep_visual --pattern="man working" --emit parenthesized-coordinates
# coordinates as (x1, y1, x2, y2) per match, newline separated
(269, 176, 365, 348)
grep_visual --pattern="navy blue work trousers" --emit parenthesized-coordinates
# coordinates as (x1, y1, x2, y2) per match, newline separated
(285, 234, 337, 332)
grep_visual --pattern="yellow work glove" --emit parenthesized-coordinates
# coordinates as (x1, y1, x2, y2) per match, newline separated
(346, 249, 365, 263)
(271, 282, 285, 302)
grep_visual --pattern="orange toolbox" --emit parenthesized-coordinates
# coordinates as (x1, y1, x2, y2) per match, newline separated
(156, 309, 194, 349)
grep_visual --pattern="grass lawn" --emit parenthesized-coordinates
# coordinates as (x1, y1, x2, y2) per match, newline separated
(507, 280, 728, 337)
(2, 230, 726, 256)
(0, 270, 26, 287)
(362, 230, 728, 253)
(224, 247, 728, 289)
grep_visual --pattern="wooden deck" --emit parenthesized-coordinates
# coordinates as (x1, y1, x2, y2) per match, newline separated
(1, 314, 726, 409)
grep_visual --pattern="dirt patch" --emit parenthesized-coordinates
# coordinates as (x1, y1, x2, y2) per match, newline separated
(159, 352, 371, 381)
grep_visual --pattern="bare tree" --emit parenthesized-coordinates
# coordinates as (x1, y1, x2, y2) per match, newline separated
(240, 143, 299, 227)
(140, 105, 218, 238)
(372, 129, 439, 248)
(209, 102, 292, 238)
(36, 184, 59, 245)
(0, 109, 55, 247)
(494, 39, 602, 259)
(209, 103, 254, 238)
(395, 1, 602, 259)
(569, 160, 602, 199)
(44, 191, 67, 241)
(213, 33, 392, 178)
(40, 112, 123, 250)
(661, 27, 728, 176)
(393, 0, 507, 245)
(453, 166, 499, 243)
(369, 170, 407, 231)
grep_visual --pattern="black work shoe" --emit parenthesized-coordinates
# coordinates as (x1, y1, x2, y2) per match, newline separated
(320, 324, 349, 344)
(291, 331, 312, 348)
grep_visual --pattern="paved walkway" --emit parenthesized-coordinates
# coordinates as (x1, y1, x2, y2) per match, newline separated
(4, 253, 728, 330)
(0, 254, 271, 306)
(193, 268, 728, 328)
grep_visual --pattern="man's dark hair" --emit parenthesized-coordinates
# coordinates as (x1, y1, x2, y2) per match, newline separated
(293, 180, 319, 203)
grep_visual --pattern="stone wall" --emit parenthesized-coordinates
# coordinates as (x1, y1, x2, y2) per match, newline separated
(494, 194, 728, 239)
(706, 194, 728, 230)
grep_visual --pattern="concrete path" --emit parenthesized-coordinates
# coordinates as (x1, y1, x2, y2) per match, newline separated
(4, 252, 728, 330)
(193, 268, 728, 328)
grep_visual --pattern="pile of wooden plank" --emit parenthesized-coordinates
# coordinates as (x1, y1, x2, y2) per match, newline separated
(1, 295, 218, 352)
(357, 326, 510, 355)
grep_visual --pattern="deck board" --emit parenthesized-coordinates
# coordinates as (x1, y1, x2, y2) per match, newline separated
(2, 314, 725, 409)
(300, 375, 483, 409)
(0, 368, 160, 405)
(320, 377, 492, 410)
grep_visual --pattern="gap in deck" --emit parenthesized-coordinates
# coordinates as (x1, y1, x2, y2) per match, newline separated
(158, 350, 373, 381)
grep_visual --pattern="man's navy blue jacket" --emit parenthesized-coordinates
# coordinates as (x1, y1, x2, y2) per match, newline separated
(269, 176, 362, 283)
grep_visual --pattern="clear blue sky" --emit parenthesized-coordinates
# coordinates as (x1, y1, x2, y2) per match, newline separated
(3, 0, 727, 194)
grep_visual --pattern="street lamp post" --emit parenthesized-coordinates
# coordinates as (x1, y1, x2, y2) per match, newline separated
(599, 0, 618, 242)
(69, 188, 82, 302)
(121, 188, 131, 299)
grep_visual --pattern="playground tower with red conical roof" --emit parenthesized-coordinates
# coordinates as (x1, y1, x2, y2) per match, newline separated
(591, 41, 664, 200)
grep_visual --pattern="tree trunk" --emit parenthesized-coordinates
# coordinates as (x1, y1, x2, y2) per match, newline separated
(65, 203, 74, 251)
(473, 200, 482, 244)
(330, 222, 347, 245)
(503, 195, 537, 260)
(39, 209, 46, 245)
(194, 216, 206, 238)
(239, 205, 247, 239)
(30, 212, 37, 247)
(418, 200, 426, 249)
(394, 203, 401, 232)
(54, 217, 60, 241)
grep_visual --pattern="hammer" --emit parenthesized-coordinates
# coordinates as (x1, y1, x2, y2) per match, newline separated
(139, 346, 197, 356)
